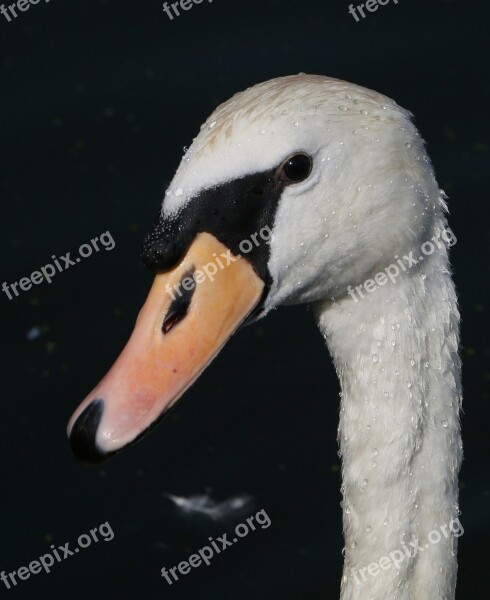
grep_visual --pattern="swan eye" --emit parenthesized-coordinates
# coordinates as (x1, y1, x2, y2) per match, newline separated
(280, 153, 312, 183)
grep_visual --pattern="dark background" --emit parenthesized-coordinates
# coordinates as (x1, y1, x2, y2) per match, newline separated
(0, 1, 488, 598)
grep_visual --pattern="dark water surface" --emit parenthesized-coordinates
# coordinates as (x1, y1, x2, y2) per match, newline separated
(0, 1, 488, 599)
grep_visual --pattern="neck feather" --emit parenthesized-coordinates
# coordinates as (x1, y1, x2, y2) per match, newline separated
(315, 240, 462, 600)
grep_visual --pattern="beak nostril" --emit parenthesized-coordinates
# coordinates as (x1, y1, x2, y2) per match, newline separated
(162, 267, 196, 335)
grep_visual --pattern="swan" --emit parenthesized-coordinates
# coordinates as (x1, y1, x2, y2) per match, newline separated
(67, 74, 462, 599)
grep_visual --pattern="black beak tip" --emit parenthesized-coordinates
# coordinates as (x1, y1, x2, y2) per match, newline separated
(69, 399, 112, 466)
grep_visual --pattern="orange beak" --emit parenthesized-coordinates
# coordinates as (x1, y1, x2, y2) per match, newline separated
(67, 232, 264, 464)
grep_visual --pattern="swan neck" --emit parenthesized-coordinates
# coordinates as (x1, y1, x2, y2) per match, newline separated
(315, 250, 462, 599)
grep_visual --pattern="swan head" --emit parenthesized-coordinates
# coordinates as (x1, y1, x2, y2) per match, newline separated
(67, 74, 444, 464)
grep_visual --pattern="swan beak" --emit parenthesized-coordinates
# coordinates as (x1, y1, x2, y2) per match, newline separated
(67, 232, 264, 465)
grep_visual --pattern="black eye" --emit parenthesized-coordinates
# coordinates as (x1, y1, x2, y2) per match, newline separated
(281, 153, 312, 183)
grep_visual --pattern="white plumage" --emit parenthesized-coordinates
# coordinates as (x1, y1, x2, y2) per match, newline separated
(64, 73, 462, 598)
(154, 75, 464, 598)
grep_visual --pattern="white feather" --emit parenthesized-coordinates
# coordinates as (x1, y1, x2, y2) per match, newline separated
(160, 75, 462, 599)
